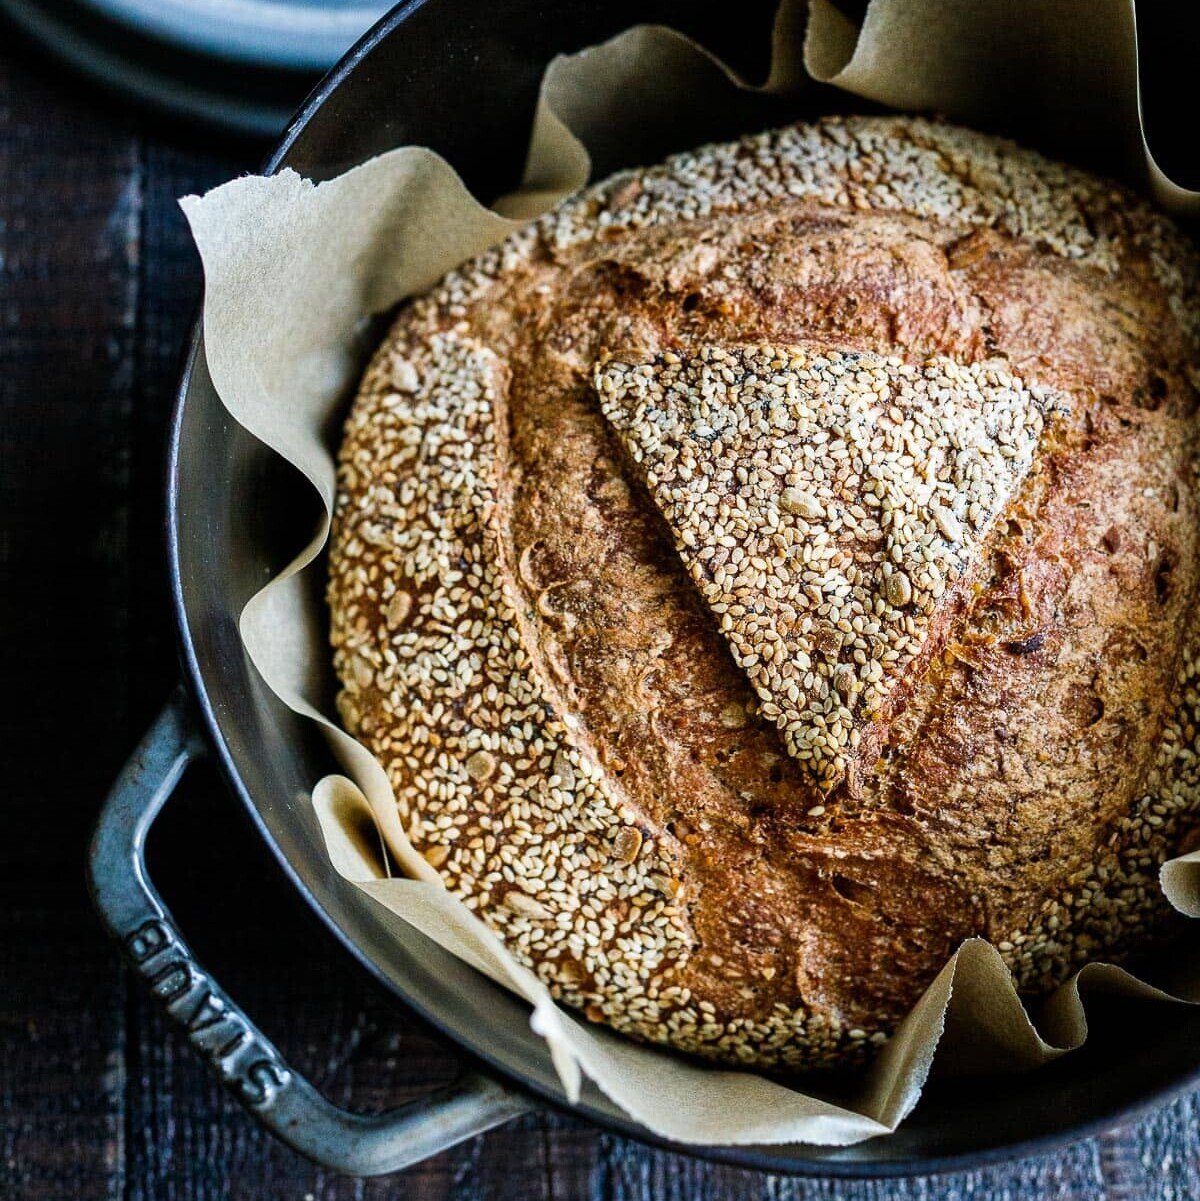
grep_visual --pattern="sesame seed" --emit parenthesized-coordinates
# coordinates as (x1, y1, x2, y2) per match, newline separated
(386, 590, 413, 628)
(780, 487, 823, 519)
(885, 571, 913, 607)
(390, 354, 420, 393)
(612, 827, 643, 864)
(932, 505, 963, 544)
(465, 749, 497, 782)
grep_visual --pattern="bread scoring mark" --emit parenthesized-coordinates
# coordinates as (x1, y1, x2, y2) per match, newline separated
(328, 329, 699, 1031)
(332, 328, 897, 1069)
(334, 322, 917, 1068)
(596, 343, 1066, 787)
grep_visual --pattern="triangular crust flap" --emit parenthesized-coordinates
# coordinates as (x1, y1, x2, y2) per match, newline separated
(595, 344, 1065, 786)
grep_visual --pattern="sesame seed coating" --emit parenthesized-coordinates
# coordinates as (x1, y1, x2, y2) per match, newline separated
(596, 344, 1066, 786)
(330, 115, 1200, 1072)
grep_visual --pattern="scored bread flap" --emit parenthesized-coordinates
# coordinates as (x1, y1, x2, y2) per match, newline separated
(595, 343, 1069, 790)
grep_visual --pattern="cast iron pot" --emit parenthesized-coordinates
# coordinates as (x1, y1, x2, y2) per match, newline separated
(89, 0, 1200, 1178)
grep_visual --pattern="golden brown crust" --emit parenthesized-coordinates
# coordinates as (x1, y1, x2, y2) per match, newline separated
(329, 116, 1200, 1070)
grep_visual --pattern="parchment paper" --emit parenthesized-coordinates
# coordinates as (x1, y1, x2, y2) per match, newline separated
(180, 0, 1200, 1146)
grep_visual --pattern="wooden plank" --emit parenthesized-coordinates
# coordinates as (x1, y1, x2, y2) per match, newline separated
(1102, 1096, 1200, 1201)
(580, 1136, 1111, 1201)
(0, 54, 142, 872)
(0, 908, 127, 1201)
(0, 49, 141, 1201)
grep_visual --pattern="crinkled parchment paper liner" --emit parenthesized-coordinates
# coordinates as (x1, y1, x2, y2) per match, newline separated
(181, 0, 1200, 1148)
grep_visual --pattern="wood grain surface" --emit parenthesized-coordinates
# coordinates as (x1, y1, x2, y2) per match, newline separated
(3, 34, 1200, 1201)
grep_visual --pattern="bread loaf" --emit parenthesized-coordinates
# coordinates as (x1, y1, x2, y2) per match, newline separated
(328, 116, 1200, 1070)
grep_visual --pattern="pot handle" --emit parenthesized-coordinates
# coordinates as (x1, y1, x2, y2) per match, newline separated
(89, 689, 534, 1175)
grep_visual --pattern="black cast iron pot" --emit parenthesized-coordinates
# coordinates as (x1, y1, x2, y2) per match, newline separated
(89, 0, 1200, 1177)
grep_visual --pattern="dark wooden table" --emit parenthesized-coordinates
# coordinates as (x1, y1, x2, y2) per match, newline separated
(5, 35, 1200, 1201)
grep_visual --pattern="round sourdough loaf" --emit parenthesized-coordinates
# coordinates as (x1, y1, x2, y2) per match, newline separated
(328, 116, 1200, 1070)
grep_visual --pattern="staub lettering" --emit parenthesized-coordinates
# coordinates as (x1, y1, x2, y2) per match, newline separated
(125, 919, 290, 1107)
